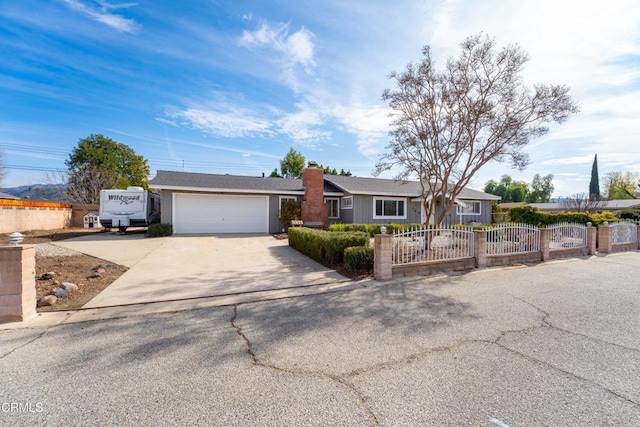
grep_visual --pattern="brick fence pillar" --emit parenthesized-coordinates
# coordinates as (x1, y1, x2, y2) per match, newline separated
(540, 228, 551, 261)
(474, 230, 487, 268)
(598, 226, 612, 253)
(374, 234, 392, 281)
(0, 245, 37, 323)
(587, 226, 597, 255)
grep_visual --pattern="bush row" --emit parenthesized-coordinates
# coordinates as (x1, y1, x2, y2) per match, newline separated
(288, 227, 369, 267)
(617, 209, 640, 221)
(507, 206, 618, 227)
(147, 223, 173, 237)
(344, 246, 374, 274)
(328, 223, 423, 236)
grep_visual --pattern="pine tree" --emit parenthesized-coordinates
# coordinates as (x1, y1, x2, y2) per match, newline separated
(589, 154, 600, 201)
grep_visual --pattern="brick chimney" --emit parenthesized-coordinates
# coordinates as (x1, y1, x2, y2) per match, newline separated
(301, 164, 328, 227)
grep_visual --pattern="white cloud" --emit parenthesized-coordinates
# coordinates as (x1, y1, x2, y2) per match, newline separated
(166, 103, 274, 138)
(239, 21, 315, 89)
(332, 104, 391, 157)
(276, 108, 331, 147)
(63, 0, 138, 33)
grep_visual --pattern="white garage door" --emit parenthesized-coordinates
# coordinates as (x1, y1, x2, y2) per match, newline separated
(174, 193, 269, 234)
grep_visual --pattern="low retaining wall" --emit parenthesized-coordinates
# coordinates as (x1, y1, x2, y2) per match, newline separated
(0, 201, 72, 233)
(549, 247, 590, 259)
(485, 252, 542, 267)
(392, 258, 475, 279)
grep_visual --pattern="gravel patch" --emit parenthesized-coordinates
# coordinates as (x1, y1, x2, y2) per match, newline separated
(36, 243, 83, 258)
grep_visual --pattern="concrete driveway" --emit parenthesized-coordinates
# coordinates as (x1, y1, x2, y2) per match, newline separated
(53, 232, 349, 308)
(2, 252, 639, 425)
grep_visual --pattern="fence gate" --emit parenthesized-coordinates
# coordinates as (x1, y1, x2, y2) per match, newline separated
(392, 226, 474, 266)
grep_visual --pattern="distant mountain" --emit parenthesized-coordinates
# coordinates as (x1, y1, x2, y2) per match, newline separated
(2, 184, 67, 201)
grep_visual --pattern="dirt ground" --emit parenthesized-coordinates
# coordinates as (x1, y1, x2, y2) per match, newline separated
(1, 228, 128, 312)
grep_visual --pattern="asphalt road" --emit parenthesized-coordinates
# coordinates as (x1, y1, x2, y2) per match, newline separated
(1, 253, 639, 426)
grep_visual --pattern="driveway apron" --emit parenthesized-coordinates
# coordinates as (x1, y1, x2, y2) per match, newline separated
(53, 234, 349, 308)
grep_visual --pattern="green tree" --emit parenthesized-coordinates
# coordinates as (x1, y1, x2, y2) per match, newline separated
(603, 171, 640, 200)
(483, 175, 529, 202)
(269, 168, 281, 178)
(527, 173, 554, 203)
(280, 148, 306, 179)
(375, 34, 578, 226)
(66, 134, 149, 203)
(316, 164, 352, 176)
(589, 154, 600, 201)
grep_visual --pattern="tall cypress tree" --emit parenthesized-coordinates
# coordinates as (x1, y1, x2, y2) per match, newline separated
(589, 154, 600, 201)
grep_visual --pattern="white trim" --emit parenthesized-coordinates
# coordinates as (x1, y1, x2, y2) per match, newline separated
(341, 196, 353, 210)
(325, 197, 340, 219)
(153, 184, 303, 196)
(456, 200, 481, 215)
(373, 197, 407, 220)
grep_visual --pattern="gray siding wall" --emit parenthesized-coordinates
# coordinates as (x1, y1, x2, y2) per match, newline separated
(441, 200, 493, 225)
(349, 195, 422, 224)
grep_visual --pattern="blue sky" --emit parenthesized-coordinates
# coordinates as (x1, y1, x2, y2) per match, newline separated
(1, 0, 639, 198)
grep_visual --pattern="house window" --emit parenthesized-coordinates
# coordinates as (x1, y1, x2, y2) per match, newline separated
(456, 201, 481, 215)
(279, 196, 297, 216)
(341, 196, 353, 210)
(325, 198, 340, 219)
(373, 197, 406, 219)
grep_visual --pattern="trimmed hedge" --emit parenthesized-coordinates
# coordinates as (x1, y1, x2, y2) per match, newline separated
(288, 227, 369, 267)
(344, 246, 374, 274)
(617, 209, 640, 221)
(328, 223, 423, 236)
(148, 223, 173, 237)
(507, 206, 617, 227)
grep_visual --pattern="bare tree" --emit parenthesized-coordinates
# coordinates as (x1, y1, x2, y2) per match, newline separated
(375, 34, 578, 226)
(0, 149, 7, 189)
(561, 193, 604, 212)
(65, 165, 116, 204)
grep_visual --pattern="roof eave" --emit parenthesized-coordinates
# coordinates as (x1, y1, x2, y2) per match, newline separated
(151, 184, 304, 195)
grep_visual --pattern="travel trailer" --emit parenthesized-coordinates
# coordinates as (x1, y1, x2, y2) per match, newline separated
(99, 187, 160, 232)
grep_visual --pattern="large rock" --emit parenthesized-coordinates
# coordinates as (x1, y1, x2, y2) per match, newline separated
(93, 263, 107, 271)
(38, 272, 56, 280)
(37, 295, 57, 307)
(60, 282, 79, 292)
(87, 272, 102, 279)
(49, 287, 68, 299)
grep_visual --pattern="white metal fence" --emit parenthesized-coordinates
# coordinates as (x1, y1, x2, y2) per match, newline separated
(392, 226, 474, 266)
(611, 221, 638, 244)
(548, 222, 587, 249)
(484, 223, 540, 255)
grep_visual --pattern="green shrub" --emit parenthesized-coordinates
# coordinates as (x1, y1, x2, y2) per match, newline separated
(344, 246, 374, 274)
(280, 200, 301, 228)
(507, 206, 546, 225)
(508, 206, 617, 227)
(147, 223, 173, 237)
(617, 209, 640, 221)
(288, 227, 369, 267)
(589, 211, 618, 226)
(328, 223, 423, 236)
